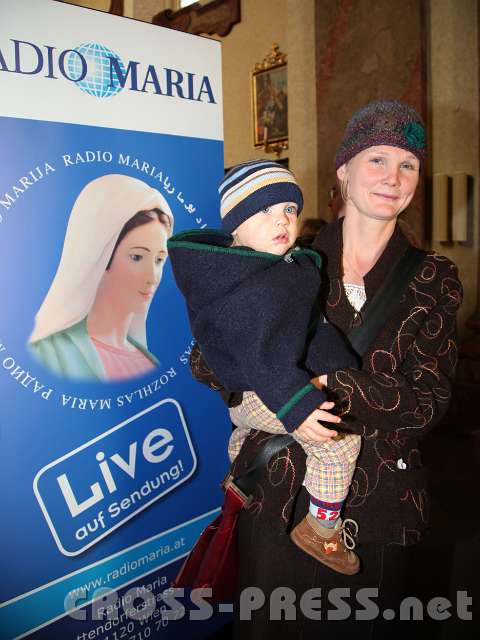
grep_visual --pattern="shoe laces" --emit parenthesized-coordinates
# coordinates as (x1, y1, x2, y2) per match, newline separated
(339, 518, 359, 550)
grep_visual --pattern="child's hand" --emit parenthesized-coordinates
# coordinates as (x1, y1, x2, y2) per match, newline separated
(293, 401, 341, 443)
(310, 374, 328, 390)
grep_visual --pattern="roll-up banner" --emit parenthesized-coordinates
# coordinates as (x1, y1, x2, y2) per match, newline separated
(0, 1, 229, 638)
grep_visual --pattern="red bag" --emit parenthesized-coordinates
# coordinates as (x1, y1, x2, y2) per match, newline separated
(173, 434, 294, 602)
(172, 479, 247, 602)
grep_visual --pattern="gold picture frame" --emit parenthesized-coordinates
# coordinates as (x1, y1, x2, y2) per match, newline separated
(251, 44, 288, 154)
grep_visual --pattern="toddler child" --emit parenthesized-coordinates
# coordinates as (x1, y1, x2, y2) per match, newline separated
(168, 160, 362, 575)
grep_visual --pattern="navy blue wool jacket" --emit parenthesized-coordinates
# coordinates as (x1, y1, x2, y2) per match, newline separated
(168, 229, 357, 432)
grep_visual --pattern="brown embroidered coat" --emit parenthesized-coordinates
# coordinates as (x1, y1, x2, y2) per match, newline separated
(192, 219, 462, 546)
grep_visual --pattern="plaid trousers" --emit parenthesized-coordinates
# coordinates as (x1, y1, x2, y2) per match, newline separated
(229, 391, 361, 503)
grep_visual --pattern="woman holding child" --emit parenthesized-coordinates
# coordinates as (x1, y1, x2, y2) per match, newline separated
(187, 100, 462, 638)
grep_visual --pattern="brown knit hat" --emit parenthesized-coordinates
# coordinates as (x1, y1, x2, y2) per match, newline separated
(335, 100, 426, 169)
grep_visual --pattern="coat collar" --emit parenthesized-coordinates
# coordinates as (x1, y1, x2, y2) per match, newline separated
(168, 229, 321, 312)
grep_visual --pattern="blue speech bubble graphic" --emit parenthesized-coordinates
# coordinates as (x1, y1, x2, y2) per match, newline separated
(33, 399, 197, 556)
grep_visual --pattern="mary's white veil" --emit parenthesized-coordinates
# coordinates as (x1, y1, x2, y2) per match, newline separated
(30, 174, 174, 346)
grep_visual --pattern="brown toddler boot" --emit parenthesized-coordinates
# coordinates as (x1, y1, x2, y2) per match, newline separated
(290, 513, 360, 575)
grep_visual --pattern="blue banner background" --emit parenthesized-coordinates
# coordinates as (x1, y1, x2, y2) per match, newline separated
(0, 116, 230, 638)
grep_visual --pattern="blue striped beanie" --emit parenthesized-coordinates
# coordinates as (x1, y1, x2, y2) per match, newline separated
(219, 160, 304, 233)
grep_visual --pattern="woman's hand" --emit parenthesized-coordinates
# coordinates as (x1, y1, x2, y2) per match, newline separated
(293, 401, 341, 443)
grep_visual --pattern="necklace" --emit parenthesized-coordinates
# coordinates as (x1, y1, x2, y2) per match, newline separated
(342, 251, 367, 283)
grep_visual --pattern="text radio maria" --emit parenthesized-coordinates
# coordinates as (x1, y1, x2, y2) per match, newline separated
(0, 39, 217, 103)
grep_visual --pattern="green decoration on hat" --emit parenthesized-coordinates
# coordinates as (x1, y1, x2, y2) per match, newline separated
(402, 121, 425, 149)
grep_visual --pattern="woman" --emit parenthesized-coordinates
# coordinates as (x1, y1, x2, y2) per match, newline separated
(191, 101, 462, 638)
(29, 174, 174, 381)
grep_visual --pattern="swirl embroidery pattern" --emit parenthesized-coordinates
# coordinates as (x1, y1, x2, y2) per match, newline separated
(325, 253, 462, 543)
(205, 222, 463, 548)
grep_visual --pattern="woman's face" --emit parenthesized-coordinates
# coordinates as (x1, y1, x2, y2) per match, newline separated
(99, 219, 169, 314)
(337, 145, 420, 222)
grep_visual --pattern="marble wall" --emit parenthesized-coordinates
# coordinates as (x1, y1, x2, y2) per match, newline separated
(314, 0, 427, 241)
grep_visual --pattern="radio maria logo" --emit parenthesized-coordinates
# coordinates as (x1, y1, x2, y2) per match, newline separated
(0, 38, 217, 103)
(67, 42, 126, 98)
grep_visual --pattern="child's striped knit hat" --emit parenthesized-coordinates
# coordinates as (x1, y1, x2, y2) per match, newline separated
(219, 160, 304, 233)
(335, 100, 426, 169)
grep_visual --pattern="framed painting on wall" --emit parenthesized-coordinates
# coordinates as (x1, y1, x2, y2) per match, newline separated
(251, 44, 288, 149)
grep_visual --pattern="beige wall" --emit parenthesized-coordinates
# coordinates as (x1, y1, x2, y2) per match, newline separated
(60, 0, 134, 17)
(216, 0, 318, 222)
(60, 0, 110, 8)
(429, 0, 479, 335)
(134, 0, 175, 22)
(215, 0, 287, 167)
(286, 0, 318, 222)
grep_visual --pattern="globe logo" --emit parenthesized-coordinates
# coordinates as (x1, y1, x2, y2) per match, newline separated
(67, 43, 126, 98)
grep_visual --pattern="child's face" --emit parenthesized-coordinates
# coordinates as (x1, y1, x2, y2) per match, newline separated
(233, 201, 298, 255)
